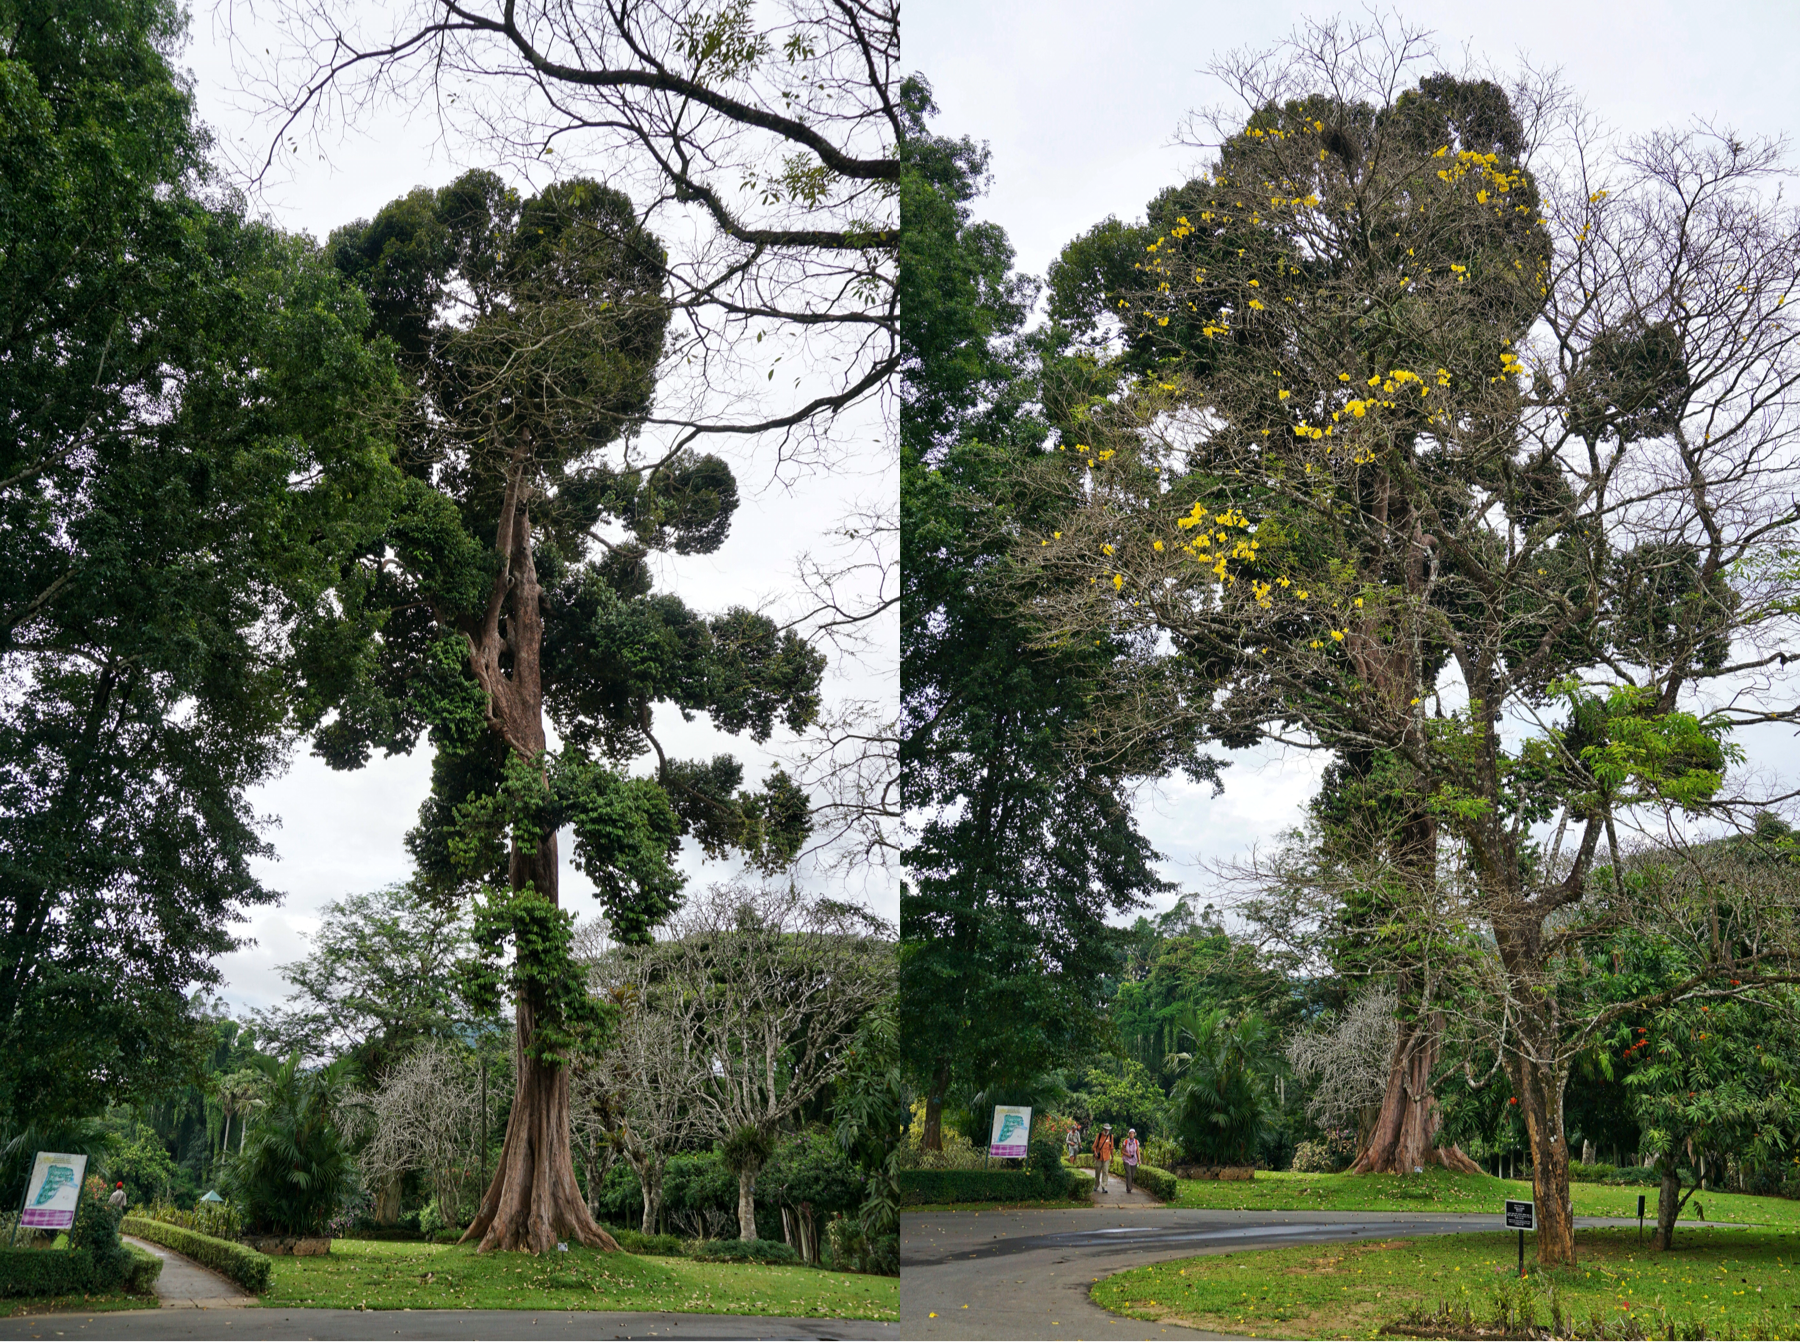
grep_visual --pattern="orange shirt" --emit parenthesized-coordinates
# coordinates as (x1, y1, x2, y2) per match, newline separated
(1094, 1133, 1114, 1162)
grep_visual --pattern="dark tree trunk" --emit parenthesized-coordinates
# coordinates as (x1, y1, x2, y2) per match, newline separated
(455, 460, 618, 1255)
(1650, 1158, 1687, 1251)
(921, 1060, 952, 1153)
(1349, 1010, 1482, 1175)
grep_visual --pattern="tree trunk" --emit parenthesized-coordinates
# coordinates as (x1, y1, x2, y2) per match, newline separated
(453, 472, 619, 1255)
(1517, 1051, 1576, 1268)
(374, 1173, 402, 1226)
(461, 992, 619, 1253)
(1650, 1158, 1685, 1251)
(1349, 1012, 1481, 1175)
(639, 1159, 664, 1236)
(736, 1159, 762, 1241)
(921, 1060, 951, 1153)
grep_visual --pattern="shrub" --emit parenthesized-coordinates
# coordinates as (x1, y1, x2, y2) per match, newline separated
(685, 1237, 798, 1265)
(121, 1244, 162, 1295)
(141, 1198, 244, 1241)
(122, 1216, 272, 1294)
(824, 1214, 897, 1275)
(1122, 1163, 1178, 1201)
(418, 1201, 450, 1238)
(0, 1248, 97, 1297)
(897, 1169, 1060, 1205)
(225, 1053, 352, 1236)
(602, 1226, 686, 1256)
(68, 1195, 128, 1287)
(1292, 1139, 1350, 1174)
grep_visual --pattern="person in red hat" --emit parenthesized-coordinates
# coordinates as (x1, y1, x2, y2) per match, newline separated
(108, 1182, 127, 1211)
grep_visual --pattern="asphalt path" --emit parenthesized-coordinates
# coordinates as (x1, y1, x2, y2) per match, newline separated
(0, 1310, 897, 1341)
(901, 1206, 1650, 1341)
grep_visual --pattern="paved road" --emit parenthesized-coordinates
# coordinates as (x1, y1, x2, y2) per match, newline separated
(901, 1206, 1651, 1341)
(0, 1310, 896, 1340)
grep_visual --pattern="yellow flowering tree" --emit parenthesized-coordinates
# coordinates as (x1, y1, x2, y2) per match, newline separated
(1025, 19, 1800, 1268)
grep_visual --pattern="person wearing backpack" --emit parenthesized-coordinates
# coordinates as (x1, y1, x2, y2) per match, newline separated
(1121, 1129, 1140, 1195)
(1092, 1125, 1115, 1193)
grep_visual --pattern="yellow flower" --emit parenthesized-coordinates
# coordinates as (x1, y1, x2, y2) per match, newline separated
(1153, 539, 1165, 552)
(1101, 543, 1114, 556)
(1330, 629, 1345, 641)
(1278, 389, 1290, 400)
(1112, 574, 1124, 591)
(1248, 299, 1265, 310)
(1338, 372, 1351, 381)
(1297, 591, 1308, 600)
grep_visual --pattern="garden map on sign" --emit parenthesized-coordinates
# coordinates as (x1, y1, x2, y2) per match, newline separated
(31, 1163, 75, 1206)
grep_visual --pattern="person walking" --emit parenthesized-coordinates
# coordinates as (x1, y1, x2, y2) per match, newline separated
(1064, 1123, 1082, 1165)
(107, 1182, 127, 1211)
(1093, 1124, 1115, 1193)
(1121, 1129, 1140, 1195)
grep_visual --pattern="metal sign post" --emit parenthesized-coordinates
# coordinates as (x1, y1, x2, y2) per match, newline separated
(1637, 1194, 1646, 1242)
(1505, 1199, 1535, 1277)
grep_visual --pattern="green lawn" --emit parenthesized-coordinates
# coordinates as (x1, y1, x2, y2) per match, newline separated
(259, 1238, 897, 1319)
(1093, 1226, 1800, 1339)
(1168, 1168, 1800, 1228)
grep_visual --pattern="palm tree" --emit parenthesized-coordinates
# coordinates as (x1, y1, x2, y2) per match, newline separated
(1165, 1007, 1287, 1166)
(225, 1054, 351, 1235)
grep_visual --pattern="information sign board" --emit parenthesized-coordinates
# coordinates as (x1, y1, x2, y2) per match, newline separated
(20, 1152, 88, 1231)
(1505, 1199, 1535, 1230)
(988, 1105, 1032, 1159)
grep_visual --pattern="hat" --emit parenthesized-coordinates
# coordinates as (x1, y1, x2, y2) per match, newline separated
(1127, 1128, 1136, 1135)
(1102, 1123, 1112, 1130)
(115, 1182, 123, 1188)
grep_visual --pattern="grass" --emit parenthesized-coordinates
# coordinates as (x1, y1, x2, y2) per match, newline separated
(0, 1293, 151, 1318)
(1168, 1168, 1800, 1229)
(1092, 1226, 1800, 1339)
(258, 1237, 898, 1319)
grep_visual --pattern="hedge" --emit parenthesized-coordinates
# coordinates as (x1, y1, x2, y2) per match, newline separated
(122, 1216, 272, 1294)
(898, 1168, 1082, 1205)
(602, 1226, 687, 1257)
(685, 1237, 799, 1265)
(122, 1244, 163, 1295)
(0, 1247, 98, 1297)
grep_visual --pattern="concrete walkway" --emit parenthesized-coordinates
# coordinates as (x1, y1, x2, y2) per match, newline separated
(121, 1236, 256, 1309)
(1089, 1174, 1162, 1212)
(0, 1308, 897, 1339)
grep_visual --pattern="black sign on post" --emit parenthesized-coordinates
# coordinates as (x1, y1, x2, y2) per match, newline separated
(1637, 1194, 1646, 1242)
(1505, 1199, 1534, 1276)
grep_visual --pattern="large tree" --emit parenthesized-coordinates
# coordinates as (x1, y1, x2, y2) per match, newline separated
(314, 170, 822, 1252)
(0, 0, 398, 1124)
(897, 79, 1202, 1149)
(1027, 18, 1800, 1265)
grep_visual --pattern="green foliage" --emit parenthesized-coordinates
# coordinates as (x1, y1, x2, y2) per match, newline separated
(459, 881, 612, 1064)
(601, 1226, 686, 1256)
(103, 1120, 179, 1207)
(141, 1198, 244, 1241)
(899, 77, 1198, 1121)
(67, 1194, 127, 1287)
(1074, 1058, 1168, 1141)
(224, 1054, 352, 1236)
(1166, 1010, 1286, 1165)
(121, 1215, 272, 1294)
(684, 1237, 799, 1265)
(895, 1168, 1061, 1205)
(760, 1131, 862, 1216)
(0, 1248, 98, 1298)
(251, 883, 479, 1077)
(0, 0, 403, 1126)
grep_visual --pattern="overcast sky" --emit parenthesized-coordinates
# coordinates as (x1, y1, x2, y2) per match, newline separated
(905, 0, 1800, 914)
(181, 5, 897, 1015)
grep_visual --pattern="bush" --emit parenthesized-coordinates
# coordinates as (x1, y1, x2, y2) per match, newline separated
(122, 1216, 272, 1294)
(121, 1244, 162, 1295)
(1292, 1139, 1350, 1173)
(225, 1053, 352, 1236)
(0, 1248, 97, 1297)
(824, 1214, 897, 1275)
(897, 1168, 1061, 1205)
(141, 1198, 243, 1241)
(602, 1226, 686, 1256)
(1123, 1163, 1178, 1201)
(418, 1201, 449, 1238)
(68, 1195, 128, 1287)
(685, 1237, 799, 1265)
